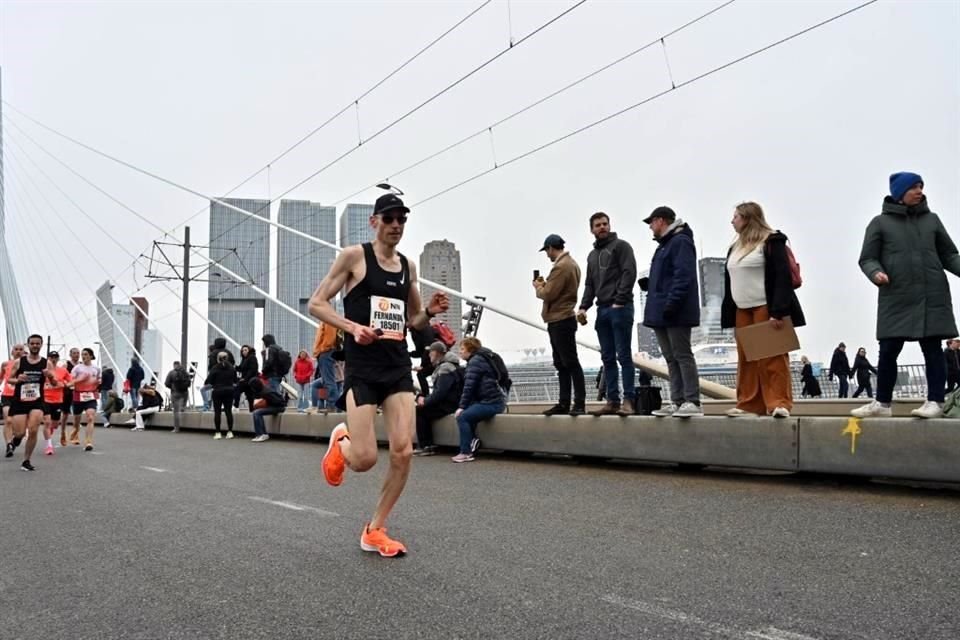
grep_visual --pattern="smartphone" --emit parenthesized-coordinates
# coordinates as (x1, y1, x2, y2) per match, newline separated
(533, 270, 540, 280)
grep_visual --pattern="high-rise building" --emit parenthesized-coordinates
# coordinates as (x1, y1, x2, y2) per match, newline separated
(110, 303, 137, 379)
(267, 199, 337, 353)
(697, 257, 733, 343)
(0, 69, 29, 352)
(339, 203, 374, 248)
(141, 329, 163, 382)
(95, 281, 156, 384)
(207, 198, 271, 349)
(635, 268, 660, 357)
(419, 240, 463, 343)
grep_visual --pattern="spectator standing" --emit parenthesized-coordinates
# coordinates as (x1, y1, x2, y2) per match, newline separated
(261, 334, 284, 393)
(852, 348, 878, 398)
(577, 212, 638, 416)
(453, 337, 506, 463)
(234, 345, 259, 411)
(126, 357, 145, 410)
(944, 339, 960, 394)
(311, 322, 340, 413)
(293, 350, 315, 412)
(853, 173, 960, 419)
(248, 377, 286, 443)
(640, 207, 702, 418)
(534, 233, 585, 417)
(721, 202, 805, 418)
(830, 343, 852, 398)
(164, 361, 191, 433)
(205, 352, 237, 439)
(99, 367, 115, 414)
(799, 356, 821, 398)
(414, 342, 462, 456)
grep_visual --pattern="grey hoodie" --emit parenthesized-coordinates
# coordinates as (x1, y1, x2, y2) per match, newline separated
(580, 232, 637, 309)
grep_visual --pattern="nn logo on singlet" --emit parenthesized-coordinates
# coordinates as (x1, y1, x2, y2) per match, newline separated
(378, 299, 402, 312)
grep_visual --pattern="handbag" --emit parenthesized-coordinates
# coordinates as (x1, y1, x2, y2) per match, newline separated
(634, 386, 662, 415)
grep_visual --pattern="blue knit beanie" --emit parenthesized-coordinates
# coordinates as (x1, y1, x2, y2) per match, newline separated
(889, 172, 923, 201)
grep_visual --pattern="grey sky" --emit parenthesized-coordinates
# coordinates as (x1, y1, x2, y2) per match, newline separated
(1, 0, 958, 371)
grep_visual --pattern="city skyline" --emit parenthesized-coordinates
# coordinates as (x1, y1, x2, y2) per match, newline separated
(419, 239, 463, 343)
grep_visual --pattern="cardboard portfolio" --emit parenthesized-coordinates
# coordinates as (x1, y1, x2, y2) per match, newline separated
(735, 317, 800, 362)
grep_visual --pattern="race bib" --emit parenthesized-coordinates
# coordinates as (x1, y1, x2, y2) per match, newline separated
(21, 383, 40, 401)
(79, 392, 96, 402)
(370, 296, 406, 341)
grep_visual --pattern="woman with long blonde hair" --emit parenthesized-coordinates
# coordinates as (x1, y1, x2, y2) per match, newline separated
(721, 202, 805, 417)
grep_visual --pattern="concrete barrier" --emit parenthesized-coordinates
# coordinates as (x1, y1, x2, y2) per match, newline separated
(132, 411, 959, 483)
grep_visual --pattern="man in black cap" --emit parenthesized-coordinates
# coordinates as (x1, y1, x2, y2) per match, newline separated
(534, 233, 585, 415)
(309, 191, 449, 558)
(830, 342, 851, 398)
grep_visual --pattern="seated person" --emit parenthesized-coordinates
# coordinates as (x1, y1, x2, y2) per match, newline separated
(413, 341, 463, 456)
(248, 377, 286, 443)
(130, 384, 163, 431)
(453, 337, 507, 463)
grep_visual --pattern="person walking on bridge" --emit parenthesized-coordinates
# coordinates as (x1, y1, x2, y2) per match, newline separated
(851, 348, 878, 399)
(944, 339, 960, 394)
(534, 233, 585, 416)
(829, 343, 852, 398)
(577, 212, 638, 416)
(640, 206, 702, 418)
(309, 190, 449, 558)
(853, 173, 960, 419)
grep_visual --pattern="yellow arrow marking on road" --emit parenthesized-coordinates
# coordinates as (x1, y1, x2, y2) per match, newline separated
(842, 417, 862, 454)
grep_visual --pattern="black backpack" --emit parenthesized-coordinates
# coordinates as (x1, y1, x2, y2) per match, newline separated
(172, 369, 190, 393)
(477, 348, 512, 394)
(276, 348, 292, 377)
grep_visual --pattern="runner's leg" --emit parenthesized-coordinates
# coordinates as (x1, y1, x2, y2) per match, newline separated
(340, 390, 379, 471)
(369, 392, 415, 530)
(23, 410, 42, 461)
(84, 408, 96, 446)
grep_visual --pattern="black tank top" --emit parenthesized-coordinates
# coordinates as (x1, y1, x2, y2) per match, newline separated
(343, 243, 412, 378)
(15, 356, 48, 404)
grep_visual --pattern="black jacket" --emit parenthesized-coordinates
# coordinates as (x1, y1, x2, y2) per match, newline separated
(830, 349, 851, 378)
(261, 335, 281, 377)
(421, 352, 461, 413)
(721, 232, 806, 329)
(580, 232, 637, 309)
(255, 386, 287, 410)
(852, 354, 877, 385)
(207, 339, 236, 371)
(100, 368, 115, 392)
(643, 221, 700, 328)
(204, 363, 237, 390)
(800, 363, 821, 397)
(945, 348, 960, 377)
(238, 353, 259, 382)
(126, 362, 145, 387)
(139, 389, 162, 409)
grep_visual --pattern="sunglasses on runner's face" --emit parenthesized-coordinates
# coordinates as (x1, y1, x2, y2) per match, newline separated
(379, 214, 407, 225)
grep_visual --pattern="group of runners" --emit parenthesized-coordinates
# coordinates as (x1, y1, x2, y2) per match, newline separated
(2, 336, 101, 471)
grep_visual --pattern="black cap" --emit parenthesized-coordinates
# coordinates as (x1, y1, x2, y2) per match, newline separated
(643, 206, 676, 225)
(48, 351, 60, 358)
(539, 233, 565, 252)
(374, 193, 410, 216)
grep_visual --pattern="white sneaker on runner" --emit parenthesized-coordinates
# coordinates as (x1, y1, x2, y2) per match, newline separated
(851, 401, 892, 418)
(910, 401, 943, 419)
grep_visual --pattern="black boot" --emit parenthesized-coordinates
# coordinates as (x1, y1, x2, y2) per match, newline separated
(569, 404, 586, 416)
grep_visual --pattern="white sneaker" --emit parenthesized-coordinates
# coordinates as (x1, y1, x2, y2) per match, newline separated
(674, 402, 703, 418)
(651, 404, 676, 417)
(123, 419, 135, 425)
(725, 408, 758, 418)
(225, 432, 235, 439)
(213, 433, 223, 440)
(771, 407, 790, 418)
(130, 426, 144, 431)
(251, 434, 270, 443)
(911, 401, 943, 419)
(851, 400, 892, 418)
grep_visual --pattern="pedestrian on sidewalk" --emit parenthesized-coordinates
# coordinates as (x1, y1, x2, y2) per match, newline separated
(293, 350, 315, 412)
(853, 172, 960, 419)
(534, 233, 586, 417)
(944, 339, 960, 394)
(164, 361, 191, 432)
(205, 352, 237, 439)
(640, 206, 702, 418)
(799, 356, 822, 398)
(830, 343, 852, 398)
(126, 357, 144, 410)
(852, 348, 878, 398)
(721, 202, 805, 419)
(577, 212, 638, 416)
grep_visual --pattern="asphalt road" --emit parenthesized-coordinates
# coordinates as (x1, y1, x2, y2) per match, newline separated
(1, 428, 958, 640)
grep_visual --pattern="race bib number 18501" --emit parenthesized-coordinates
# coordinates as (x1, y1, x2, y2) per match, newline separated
(370, 296, 406, 341)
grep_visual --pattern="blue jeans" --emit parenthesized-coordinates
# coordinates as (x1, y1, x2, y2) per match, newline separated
(316, 352, 339, 409)
(456, 401, 505, 454)
(297, 383, 311, 411)
(200, 385, 212, 411)
(595, 304, 636, 403)
(130, 388, 141, 411)
(252, 407, 283, 436)
(837, 376, 849, 398)
(876, 337, 946, 404)
(266, 377, 282, 394)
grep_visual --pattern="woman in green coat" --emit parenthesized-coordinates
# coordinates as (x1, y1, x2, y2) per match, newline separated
(853, 172, 960, 419)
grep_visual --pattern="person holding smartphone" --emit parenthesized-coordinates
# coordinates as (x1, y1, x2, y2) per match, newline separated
(534, 233, 586, 416)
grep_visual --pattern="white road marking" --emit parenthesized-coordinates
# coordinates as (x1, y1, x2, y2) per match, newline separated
(141, 466, 168, 473)
(601, 595, 821, 640)
(247, 496, 338, 517)
(88, 451, 104, 455)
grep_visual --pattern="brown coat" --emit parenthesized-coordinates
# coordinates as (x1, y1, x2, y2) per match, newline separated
(536, 252, 581, 324)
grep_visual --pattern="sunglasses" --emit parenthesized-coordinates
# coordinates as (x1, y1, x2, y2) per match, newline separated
(378, 214, 407, 225)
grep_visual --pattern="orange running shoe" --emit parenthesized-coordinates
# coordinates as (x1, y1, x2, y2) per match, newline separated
(360, 524, 407, 558)
(322, 423, 349, 487)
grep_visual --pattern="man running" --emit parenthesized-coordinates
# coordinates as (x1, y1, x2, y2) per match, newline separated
(62, 348, 81, 445)
(7, 334, 53, 471)
(3, 343, 24, 458)
(309, 191, 448, 557)
(42, 351, 71, 456)
(71, 348, 101, 452)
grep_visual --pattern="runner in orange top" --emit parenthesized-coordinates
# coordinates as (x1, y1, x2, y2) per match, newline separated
(3, 343, 25, 459)
(42, 352, 71, 456)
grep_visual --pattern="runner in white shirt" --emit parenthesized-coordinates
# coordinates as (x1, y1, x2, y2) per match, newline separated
(70, 348, 101, 452)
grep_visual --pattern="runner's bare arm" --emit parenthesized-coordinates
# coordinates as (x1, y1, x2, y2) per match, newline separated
(308, 246, 378, 345)
(407, 262, 450, 331)
(8, 359, 20, 380)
